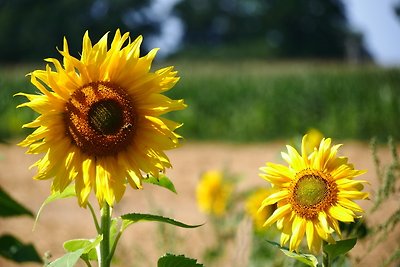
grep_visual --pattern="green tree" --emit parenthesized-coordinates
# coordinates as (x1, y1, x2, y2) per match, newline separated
(175, 0, 365, 59)
(0, 0, 153, 62)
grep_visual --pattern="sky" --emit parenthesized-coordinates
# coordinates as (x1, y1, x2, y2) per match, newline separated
(344, 0, 400, 66)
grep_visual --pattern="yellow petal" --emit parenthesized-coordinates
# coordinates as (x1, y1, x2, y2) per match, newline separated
(259, 190, 289, 208)
(260, 163, 294, 185)
(337, 198, 364, 213)
(317, 211, 333, 234)
(306, 220, 315, 252)
(282, 144, 307, 170)
(327, 216, 342, 238)
(289, 216, 306, 251)
(338, 191, 369, 200)
(263, 203, 292, 228)
(279, 215, 292, 246)
(329, 205, 355, 222)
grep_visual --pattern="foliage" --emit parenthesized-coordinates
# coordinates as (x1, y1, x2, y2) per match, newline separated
(46, 236, 102, 267)
(0, 185, 42, 264)
(3, 62, 399, 142)
(195, 170, 282, 266)
(34, 181, 202, 267)
(0, 0, 370, 62)
(368, 137, 400, 267)
(323, 238, 357, 266)
(175, 0, 368, 59)
(0, 65, 37, 140)
(0, 0, 153, 62)
(267, 241, 319, 267)
(121, 213, 202, 229)
(371, 137, 400, 209)
(143, 174, 178, 194)
(166, 61, 400, 142)
(0, 186, 33, 217)
(0, 235, 42, 263)
(158, 253, 204, 267)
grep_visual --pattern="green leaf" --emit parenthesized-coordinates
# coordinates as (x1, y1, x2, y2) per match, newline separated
(267, 240, 318, 267)
(323, 238, 357, 260)
(143, 174, 177, 194)
(34, 184, 76, 229)
(63, 238, 100, 261)
(158, 253, 203, 267)
(48, 235, 102, 267)
(47, 249, 84, 267)
(0, 234, 42, 263)
(121, 213, 202, 230)
(0, 186, 33, 217)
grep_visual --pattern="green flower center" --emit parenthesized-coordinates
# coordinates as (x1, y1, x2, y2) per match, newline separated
(289, 169, 338, 219)
(89, 100, 123, 135)
(293, 175, 328, 207)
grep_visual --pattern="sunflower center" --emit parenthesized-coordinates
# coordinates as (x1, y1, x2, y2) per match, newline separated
(294, 175, 328, 207)
(89, 100, 123, 135)
(64, 81, 136, 157)
(290, 169, 338, 219)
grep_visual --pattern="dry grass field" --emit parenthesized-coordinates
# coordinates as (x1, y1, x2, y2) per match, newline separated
(1, 140, 399, 267)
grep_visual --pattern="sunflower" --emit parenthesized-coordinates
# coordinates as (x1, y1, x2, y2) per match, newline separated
(245, 188, 276, 232)
(18, 30, 186, 207)
(259, 135, 368, 253)
(304, 128, 324, 154)
(196, 170, 233, 217)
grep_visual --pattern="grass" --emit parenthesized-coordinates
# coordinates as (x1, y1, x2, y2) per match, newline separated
(1, 60, 399, 142)
(166, 60, 400, 142)
(0, 64, 38, 141)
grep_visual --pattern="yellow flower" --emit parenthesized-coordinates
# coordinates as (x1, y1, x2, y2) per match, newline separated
(196, 170, 233, 217)
(245, 188, 275, 232)
(259, 135, 368, 253)
(304, 128, 324, 154)
(18, 30, 186, 207)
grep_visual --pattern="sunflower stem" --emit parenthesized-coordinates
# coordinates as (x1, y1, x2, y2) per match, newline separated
(88, 202, 101, 233)
(83, 258, 92, 267)
(108, 228, 123, 264)
(100, 202, 112, 267)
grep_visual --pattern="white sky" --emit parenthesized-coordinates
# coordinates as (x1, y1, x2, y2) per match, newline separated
(345, 0, 400, 66)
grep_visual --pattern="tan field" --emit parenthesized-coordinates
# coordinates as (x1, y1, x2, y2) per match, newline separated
(0, 141, 399, 267)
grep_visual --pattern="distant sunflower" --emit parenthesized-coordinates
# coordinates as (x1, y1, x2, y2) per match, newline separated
(304, 128, 324, 154)
(259, 135, 368, 253)
(196, 170, 233, 217)
(245, 188, 275, 232)
(18, 30, 186, 207)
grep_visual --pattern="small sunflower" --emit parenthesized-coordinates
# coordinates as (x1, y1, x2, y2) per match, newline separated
(304, 128, 324, 154)
(245, 188, 275, 232)
(259, 135, 368, 253)
(196, 170, 233, 217)
(18, 30, 186, 207)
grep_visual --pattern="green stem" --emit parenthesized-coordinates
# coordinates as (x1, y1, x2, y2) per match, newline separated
(83, 258, 92, 267)
(100, 202, 112, 267)
(108, 229, 123, 263)
(88, 202, 100, 233)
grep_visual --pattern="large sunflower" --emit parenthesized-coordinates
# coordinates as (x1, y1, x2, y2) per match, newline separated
(18, 30, 186, 207)
(259, 135, 368, 253)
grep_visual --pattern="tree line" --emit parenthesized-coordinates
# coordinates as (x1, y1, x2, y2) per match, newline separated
(0, 0, 370, 62)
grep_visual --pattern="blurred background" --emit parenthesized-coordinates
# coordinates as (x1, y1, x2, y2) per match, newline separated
(1, 1, 400, 267)
(0, 0, 399, 64)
